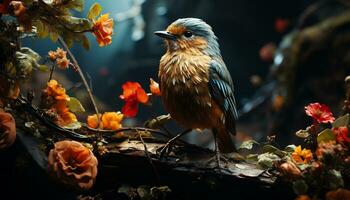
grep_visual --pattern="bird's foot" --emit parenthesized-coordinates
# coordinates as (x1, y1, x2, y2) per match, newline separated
(204, 153, 231, 174)
(157, 140, 175, 159)
(156, 129, 192, 159)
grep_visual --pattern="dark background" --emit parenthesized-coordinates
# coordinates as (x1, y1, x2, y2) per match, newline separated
(24, 0, 309, 123)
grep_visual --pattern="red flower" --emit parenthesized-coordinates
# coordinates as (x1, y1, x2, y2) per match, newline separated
(119, 82, 149, 117)
(333, 126, 350, 143)
(259, 42, 276, 62)
(274, 18, 290, 33)
(305, 102, 335, 124)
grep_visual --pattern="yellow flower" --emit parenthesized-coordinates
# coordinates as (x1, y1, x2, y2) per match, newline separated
(87, 113, 103, 129)
(92, 13, 113, 46)
(101, 112, 123, 130)
(87, 112, 123, 130)
(292, 145, 313, 164)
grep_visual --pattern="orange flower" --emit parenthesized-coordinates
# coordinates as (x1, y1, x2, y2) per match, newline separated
(48, 140, 98, 190)
(9, 1, 25, 17)
(56, 57, 70, 69)
(101, 112, 123, 130)
(44, 80, 70, 101)
(48, 48, 70, 70)
(292, 145, 313, 164)
(53, 100, 77, 126)
(41, 80, 77, 126)
(119, 81, 149, 117)
(0, 109, 16, 151)
(92, 13, 113, 47)
(295, 195, 311, 200)
(87, 112, 123, 130)
(272, 95, 284, 112)
(87, 114, 102, 129)
(149, 78, 161, 96)
(326, 188, 350, 200)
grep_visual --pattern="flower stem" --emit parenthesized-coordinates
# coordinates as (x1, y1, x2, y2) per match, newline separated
(57, 36, 102, 138)
(48, 63, 55, 82)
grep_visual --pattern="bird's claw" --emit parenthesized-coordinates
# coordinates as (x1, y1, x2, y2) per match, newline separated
(205, 153, 231, 174)
(157, 143, 174, 159)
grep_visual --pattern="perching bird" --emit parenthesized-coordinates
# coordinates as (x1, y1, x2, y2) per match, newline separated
(155, 18, 238, 166)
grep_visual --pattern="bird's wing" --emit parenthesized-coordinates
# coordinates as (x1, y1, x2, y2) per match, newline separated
(208, 58, 238, 135)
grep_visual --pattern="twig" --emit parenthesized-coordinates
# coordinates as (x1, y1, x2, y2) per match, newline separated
(17, 96, 94, 142)
(136, 128, 160, 184)
(57, 36, 102, 137)
(86, 125, 169, 138)
(48, 63, 55, 81)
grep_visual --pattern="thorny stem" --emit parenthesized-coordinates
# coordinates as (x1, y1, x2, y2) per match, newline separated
(57, 36, 102, 139)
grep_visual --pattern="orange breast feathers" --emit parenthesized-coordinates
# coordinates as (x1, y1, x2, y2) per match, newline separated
(158, 52, 226, 130)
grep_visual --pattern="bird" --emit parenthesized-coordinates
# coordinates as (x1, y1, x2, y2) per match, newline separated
(154, 18, 238, 168)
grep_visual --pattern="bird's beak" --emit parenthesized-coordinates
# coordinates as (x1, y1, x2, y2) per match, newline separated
(154, 31, 176, 41)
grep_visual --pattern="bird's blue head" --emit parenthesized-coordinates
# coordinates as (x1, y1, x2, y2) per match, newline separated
(155, 18, 220, 56)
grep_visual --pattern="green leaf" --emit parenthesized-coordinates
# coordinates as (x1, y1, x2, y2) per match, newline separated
(81, 34, 90, 50)
(327, 169, 344, 190)
(257, 153, 280, 169)
(63, 121, 82, 130)
(87, 3, 102, 20)
(262, 145, 287, 157)
(239, 140, 259, 150)
(317, 128, 336, 144)
(292, 180, 308, 195)
(36, 21, 49, 38)
(49, 31, 59, 42)
(245, 154, 258, 163)
(284, 144, 296, 152)
(67, 97, 85, 113)
(66, 0, 84, 12)
(332, 114, 349, 128)
(38, 65, 49, 72)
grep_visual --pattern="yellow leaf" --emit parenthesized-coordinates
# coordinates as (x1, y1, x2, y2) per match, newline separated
(87, 3, 102, 20)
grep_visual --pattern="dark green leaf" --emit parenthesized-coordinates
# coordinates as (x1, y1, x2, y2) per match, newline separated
(292, 180, 308, 195)
(327, 169, 344, 190)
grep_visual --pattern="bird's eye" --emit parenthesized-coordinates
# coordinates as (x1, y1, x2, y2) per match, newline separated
(184, 31, 193, 38)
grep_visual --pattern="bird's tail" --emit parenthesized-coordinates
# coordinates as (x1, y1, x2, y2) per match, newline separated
(213, 128, 236, 153)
